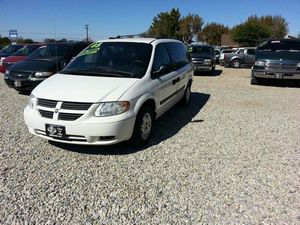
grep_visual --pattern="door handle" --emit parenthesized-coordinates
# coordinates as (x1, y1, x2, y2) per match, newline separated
(172, 77, 180, 85)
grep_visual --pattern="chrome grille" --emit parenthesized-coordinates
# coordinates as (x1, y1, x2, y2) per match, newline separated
(266, 62, 298, 70)
(36, 98, 92, 121)
(58, 113, 83, 121)
(61, 102, 92, 110)
(10, 71, 32, 79)
(39, 109, 54, 119)
(38, 99, 58, 108)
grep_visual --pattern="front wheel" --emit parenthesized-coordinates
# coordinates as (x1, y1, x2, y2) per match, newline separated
(231, 59, 241, 68)
(250, 76, 261, 85)
(131, 105, 154, 146)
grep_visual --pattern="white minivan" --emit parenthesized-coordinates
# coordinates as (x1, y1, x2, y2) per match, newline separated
(24, 37, 193, 146)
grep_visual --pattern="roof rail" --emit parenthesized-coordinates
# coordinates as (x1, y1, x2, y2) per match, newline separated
(109, 34, 179, 40)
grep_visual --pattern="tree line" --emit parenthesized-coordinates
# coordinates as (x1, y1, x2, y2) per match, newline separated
(147, 8, 291, 46)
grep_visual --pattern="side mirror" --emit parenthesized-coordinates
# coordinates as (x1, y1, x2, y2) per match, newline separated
(151, 64, 171, 78)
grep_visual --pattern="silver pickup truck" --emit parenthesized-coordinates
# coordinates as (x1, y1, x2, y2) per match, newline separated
(223, 47, 256, 68)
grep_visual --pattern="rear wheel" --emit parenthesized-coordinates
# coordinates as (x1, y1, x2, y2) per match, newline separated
(131, 105, 154, 146)
(231, 59, 241, 68)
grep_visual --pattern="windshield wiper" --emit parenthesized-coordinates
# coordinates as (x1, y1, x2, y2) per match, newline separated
(61, 69, 135, 78)
(95, 68, 135, 77)
(275, 50, 300, 52)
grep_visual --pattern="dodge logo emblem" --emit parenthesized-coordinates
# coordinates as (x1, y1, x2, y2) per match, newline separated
(55, 108, 59, 113)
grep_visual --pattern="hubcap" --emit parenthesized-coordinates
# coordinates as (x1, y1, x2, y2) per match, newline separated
(234, 61, 240, 68)
(140, 112, 152, 140)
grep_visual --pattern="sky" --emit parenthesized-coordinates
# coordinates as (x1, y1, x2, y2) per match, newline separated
(0, 0, 299, 41)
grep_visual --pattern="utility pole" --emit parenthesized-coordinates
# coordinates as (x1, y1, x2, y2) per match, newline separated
(84, 24, 89, 42)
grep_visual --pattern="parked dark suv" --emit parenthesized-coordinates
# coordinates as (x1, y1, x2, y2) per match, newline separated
(4, 42, 89, 91)
(251, 39, 300, 85)
(188, 45, 215, 74)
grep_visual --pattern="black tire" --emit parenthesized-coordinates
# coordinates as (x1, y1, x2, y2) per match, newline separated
(250, 76, 261, 85)
(131, 105, 154, 146)
(210, 65, 215, 75)
(180, 82, 192, 106)
(231, 59, 241, 68)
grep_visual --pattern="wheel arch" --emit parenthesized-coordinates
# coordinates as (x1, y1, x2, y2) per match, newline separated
(133, 94, 157, 119)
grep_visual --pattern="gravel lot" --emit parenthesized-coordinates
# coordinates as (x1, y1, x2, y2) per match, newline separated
(1, 67, 299, 224)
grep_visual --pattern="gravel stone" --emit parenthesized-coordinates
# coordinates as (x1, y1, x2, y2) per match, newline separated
(0, 67, 299, 224)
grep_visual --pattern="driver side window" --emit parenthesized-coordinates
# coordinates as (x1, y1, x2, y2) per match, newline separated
(151, 44, 171, 77)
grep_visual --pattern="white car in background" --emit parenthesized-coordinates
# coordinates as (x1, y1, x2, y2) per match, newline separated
(24, 37, 194, 146)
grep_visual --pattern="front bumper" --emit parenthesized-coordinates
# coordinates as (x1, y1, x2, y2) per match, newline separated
(24, 106, 136, 145)
(252, 69, 300, 80)
(4, 76, 44, 91)
(0, 65, 6, 73)
(193, 63, 213, 72)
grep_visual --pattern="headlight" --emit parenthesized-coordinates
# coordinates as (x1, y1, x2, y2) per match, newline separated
(203, 59, 212, 64)
(0, 57, 5, 65)
(254, 60, 265, 67)
(34, 71, 54, 77)
(4, 70, 9, 78)
(94, 101, 130, 117)
(297, 62, 300, 67)
(28, 94, 37, 109)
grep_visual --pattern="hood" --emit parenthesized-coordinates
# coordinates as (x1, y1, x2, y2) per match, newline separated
(0, 53, 10, 58)
(3, 56, 26, 63)
(32, 73, 139, 102)
(9, 59, 59, 72)
(191, 53, 213, 59)
(256, 51, 300, 61)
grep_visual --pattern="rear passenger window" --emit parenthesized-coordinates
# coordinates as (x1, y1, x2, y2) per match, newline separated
(166, 42, 190, 70)
(151, 44, 171, 75)
(247, 49, 256, 55)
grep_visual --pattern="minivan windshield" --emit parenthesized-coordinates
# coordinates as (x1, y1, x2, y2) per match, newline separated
(257, 40, 300, 52)
(28, 44, 72, 60)
(61, 42, 153, 78)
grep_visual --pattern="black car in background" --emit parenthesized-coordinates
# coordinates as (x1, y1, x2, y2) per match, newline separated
(251, 39, 300, 85)
(188, 45, 216, 74)
(4, 42, 89, 91)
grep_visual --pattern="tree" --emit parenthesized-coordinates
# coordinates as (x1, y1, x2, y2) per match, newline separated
(231, 15, 289, 46)
(149, 8, 181, 38)
(16, 38, 34, 44)
(44, 38, 56, 43)
(231, 15, 272, 46)
(179, 13, 204, 43)
(0, 37, 11, 46)
(201, 23, 230, 46)
(260, 15, 288, 38)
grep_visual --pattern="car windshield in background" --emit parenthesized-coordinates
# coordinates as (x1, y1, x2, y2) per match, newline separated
(257, 40, 300, 52)
(14, 45, 40, 56)
(28, 44, 72, 60)
(61, 42, 153, 78)
(0, 45, 22, 54)
(190, 46, 212, 54)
